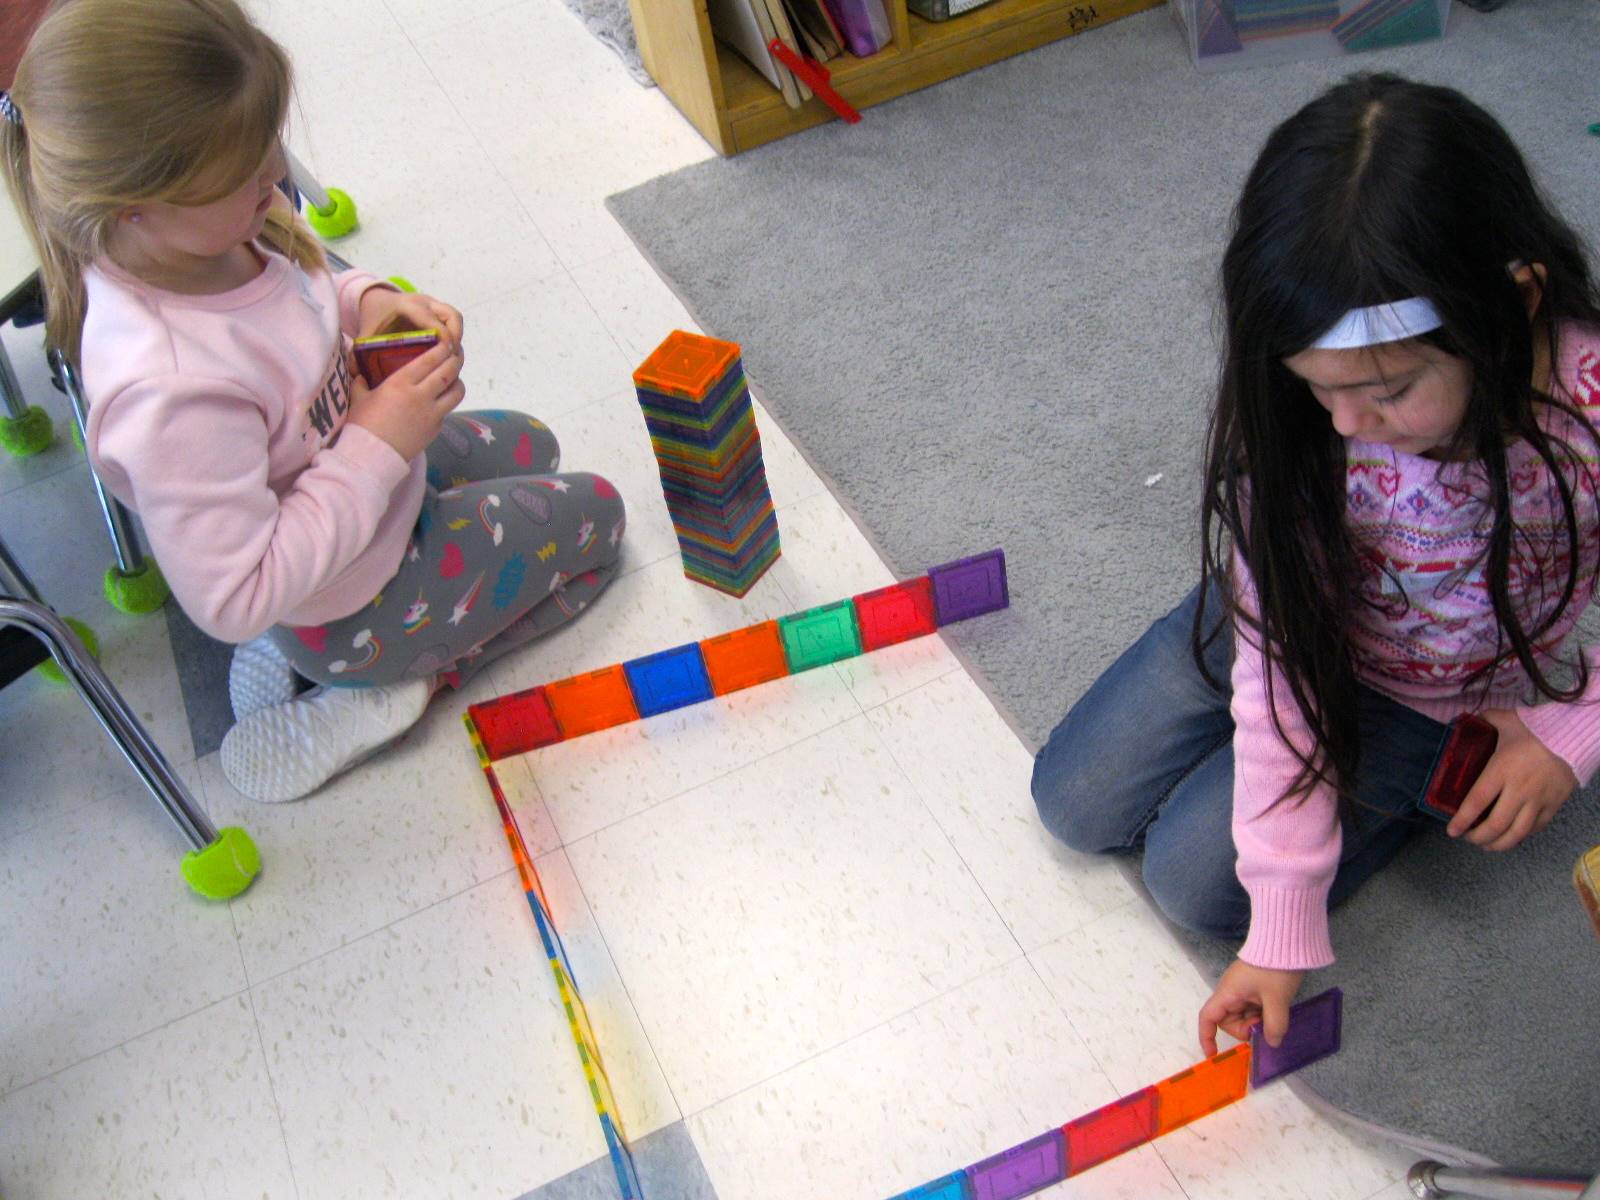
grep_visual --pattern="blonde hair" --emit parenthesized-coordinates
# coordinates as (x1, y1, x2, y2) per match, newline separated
(0, 0, 326, 360)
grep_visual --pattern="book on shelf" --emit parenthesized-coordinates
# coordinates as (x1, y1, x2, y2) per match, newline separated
(760, 0, 815, 100)
(784, 0, 843, 59)
(707, 0, 803, 107)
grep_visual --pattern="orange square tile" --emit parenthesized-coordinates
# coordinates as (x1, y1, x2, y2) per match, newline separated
(544, 664, 641, 738)
(633, 330, 742, 401)
(1153, 1044, 1251, 1136)
(700, 620, 791, 695)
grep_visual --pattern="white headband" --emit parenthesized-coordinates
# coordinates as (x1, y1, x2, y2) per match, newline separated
(1311, 298, 1443, 350)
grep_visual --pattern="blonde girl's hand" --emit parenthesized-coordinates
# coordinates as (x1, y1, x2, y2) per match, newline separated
(1198, 959, 1304, 1057)
(1447, 709, 1576, 852)
(357, 287, 465, 348)
(346, 336, 465, 462)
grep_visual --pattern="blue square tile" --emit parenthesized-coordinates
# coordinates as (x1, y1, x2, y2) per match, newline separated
(622, 643, 714, 717)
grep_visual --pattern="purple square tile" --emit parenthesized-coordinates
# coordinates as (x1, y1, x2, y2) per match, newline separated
(965, 1129, 1064, 1200)
(928, 549, 1010, 625)
(1250, 987, 1343, 1087)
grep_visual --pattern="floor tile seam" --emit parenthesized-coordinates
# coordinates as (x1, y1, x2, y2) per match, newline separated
(860, 692, 1032, 954)
(550, 844, 688, 1133)
(0, 983, 253, 1103)
(240, 862, 521, 992)
(0, 454, 87, 500)
(676, 944, 1039, 1125)
(1013, 946, 1199, 1196)
(243, 984, 307, 1200)
(552, 704, 870, 847)
(395, 0, 571, 296)
(454, 266, 571, 316)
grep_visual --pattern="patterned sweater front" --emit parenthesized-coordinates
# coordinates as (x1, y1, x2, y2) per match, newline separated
(1231, 323, 1600, 971)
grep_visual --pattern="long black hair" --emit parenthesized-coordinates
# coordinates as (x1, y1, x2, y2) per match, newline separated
(1197, 73, 1600, 813)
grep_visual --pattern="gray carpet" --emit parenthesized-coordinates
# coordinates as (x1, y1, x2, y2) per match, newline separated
(559, 0, 651, 86)
(606, 1, 1600, 1171)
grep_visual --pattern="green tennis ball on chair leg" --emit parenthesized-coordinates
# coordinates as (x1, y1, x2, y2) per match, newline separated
(0, 404, 55, 457)
(182, 826, 261, 899)
(104, 559, 169, 614)
(305, 187, 358, 239)
(36, 616, 99, 684)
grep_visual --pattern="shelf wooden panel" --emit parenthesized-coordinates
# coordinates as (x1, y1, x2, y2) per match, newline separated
(635, 0, 1161, 156)
(909, 0, 1120, 51)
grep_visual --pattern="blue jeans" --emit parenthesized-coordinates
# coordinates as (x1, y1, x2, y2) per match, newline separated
(1031, 582, 1449, 942)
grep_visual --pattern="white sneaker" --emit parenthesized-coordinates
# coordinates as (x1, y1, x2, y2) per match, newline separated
(229, 635, 303, 722)
(219, 677, 432, 803)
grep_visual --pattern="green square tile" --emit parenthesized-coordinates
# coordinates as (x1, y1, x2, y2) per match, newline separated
(778, 600, 863, 672)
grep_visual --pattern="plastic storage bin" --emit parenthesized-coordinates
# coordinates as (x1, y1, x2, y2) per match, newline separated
(1169, 0, 1449, 70)
(825, 0, 893, 55)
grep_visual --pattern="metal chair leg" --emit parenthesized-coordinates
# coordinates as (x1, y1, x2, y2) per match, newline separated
(0, 534, 43, 602)
(48, 350, 147, 577)
(1408, 1162, 1595, 1199)
(0, 598, 216, 852)
(0, 336, 27, 421)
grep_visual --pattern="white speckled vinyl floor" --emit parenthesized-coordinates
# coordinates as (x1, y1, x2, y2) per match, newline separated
(0, 2, 1418, 1197)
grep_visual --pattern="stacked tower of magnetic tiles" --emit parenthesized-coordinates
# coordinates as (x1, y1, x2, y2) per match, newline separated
(634, 330, 781, 597)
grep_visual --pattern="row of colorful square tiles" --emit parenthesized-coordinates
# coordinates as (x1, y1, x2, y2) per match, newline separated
(893, 989, 1344, 1200)
(466, 549, 1009, 762)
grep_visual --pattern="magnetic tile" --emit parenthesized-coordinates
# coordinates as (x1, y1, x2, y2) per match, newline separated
(1250, 988, 1343, 1087)
(545, 663, 641, 737)
(700, 619, 791, 695)
(689, 956, 1186, 1200)
(1153, 1045, 1251, 1135)
(1061, 1088, 1158, 1176)
(869, 672, 1134, 951)
(482, 551, 792, 703)
(633, 330, 742, 401)
(202, 678, 557, 985)
(777, 598, 863, 672)
(854, 576, 938, 652)
(567, 717, 1019, 1114)
(967, 1129, 1065, 1198)
(470, 684, 564, 759)
(623, 641, 714, 717)
(0, 996, 295, 1199)
(252, 859, 679, 1200)
(929, 549, 1010, 625)
(0, 786, 245, 1093)
(890, 1173, 970, 1200)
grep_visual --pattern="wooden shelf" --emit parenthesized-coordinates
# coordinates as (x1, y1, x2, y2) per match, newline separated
(629, 0, 1159, 156)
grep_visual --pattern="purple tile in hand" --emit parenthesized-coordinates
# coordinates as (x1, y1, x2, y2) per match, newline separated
(928, 549, 1010, 625)
(965, 1129, 1064, 1200)
(1249, 987, 1343, 1087)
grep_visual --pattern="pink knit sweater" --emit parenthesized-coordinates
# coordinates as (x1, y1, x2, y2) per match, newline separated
(1232, 323, 1600, 970)
(81, 246, 421, 643)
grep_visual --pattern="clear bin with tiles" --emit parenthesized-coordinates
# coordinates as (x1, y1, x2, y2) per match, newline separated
(1168, 0, 1449, 71)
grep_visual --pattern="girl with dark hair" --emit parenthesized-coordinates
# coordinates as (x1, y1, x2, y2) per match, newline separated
(1031, 73, 1600, 1052)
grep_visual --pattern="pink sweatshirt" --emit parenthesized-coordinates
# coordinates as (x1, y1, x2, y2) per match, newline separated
(1232, 323, 1600, 971)
(81, 245, 425, 643)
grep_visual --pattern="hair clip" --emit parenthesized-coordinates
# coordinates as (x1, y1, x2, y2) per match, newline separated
(0, 91, 20, 127)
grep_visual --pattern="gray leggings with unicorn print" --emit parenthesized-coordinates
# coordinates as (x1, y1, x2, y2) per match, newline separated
(267, 409, 625, 689)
